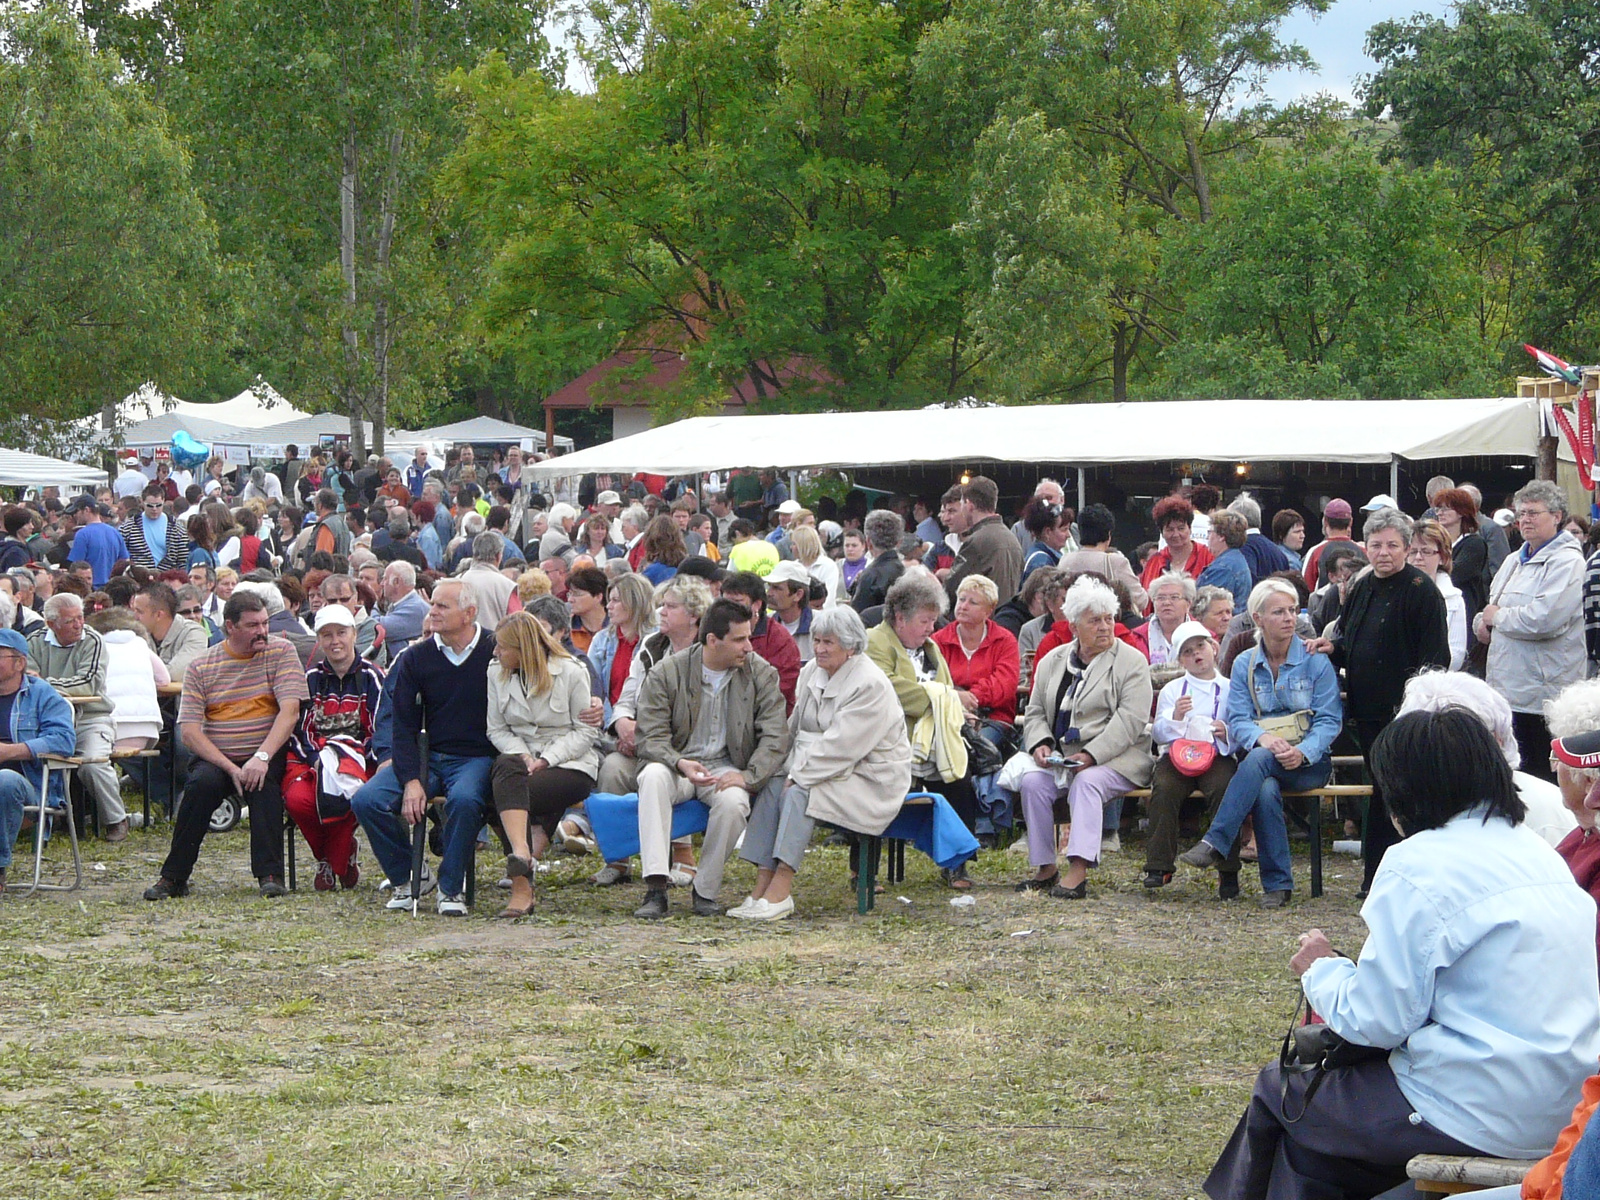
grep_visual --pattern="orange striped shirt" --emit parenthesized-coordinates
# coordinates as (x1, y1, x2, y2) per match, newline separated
(178, 639, 310, 759)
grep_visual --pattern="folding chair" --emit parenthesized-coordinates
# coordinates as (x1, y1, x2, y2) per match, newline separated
(19, 755, 85, 897)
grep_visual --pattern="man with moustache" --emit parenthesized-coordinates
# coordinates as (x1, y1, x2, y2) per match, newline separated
(143, 589, 310, 900)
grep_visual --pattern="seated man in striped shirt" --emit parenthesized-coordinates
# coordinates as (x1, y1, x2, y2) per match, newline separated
(143, 589, 310, 900)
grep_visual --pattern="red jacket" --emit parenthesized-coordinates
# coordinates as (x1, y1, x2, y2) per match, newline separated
(931, 619, 1021, 724)
(1138, 542, 1213, 610)
(1035, 619, 1148, 675)
(1559, 826, 1600, 980)
(750, 610, 800, 715)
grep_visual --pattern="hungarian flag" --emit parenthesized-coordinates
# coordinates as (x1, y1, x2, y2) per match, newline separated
(1525, 343, 1584, 385)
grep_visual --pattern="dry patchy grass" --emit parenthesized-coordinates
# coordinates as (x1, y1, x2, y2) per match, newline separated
(0, 819, 1371, 1199)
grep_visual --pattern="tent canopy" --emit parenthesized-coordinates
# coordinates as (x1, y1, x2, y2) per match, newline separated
(525, 397, 1540, 480)
(414, 416, 574, 450)
(115, 383, 312, 431)
(0, 448, 107, 489)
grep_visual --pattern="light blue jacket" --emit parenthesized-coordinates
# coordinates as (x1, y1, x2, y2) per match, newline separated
(588, 626, 628, 726)
(1226, 637, 1342, 764)
(1303, 809, 1600, 1158)
(2, 674, 77, 804)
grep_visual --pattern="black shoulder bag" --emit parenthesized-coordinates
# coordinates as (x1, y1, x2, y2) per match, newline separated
(1278, 991, 1387, 1122)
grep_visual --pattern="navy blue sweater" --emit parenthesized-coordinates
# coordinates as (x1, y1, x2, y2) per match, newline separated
(387, 633, 497, 787)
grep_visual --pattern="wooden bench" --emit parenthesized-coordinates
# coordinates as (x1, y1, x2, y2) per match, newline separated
(1122, 784, 1373, 898)
(1407, 1154, 1538, 1197)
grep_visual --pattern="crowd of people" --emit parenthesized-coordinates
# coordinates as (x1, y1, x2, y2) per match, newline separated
(5, 448, 1600, 1195)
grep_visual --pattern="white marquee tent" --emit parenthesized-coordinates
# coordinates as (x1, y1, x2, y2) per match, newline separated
(0, 448, 107, 490)
(414, 416, 575, 451)
(524, 397, 1542, 480)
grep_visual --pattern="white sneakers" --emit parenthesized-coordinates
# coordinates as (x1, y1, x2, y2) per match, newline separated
(383, 867, 436, 910)
(726, 895, 795, 921)
(436, 893, 468, 917)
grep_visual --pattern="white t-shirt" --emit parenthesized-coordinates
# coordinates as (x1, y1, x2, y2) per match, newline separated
(1152, 671, 1232, 754)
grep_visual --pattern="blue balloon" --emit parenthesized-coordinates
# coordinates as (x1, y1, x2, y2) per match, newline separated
(170, 430, 210, 469)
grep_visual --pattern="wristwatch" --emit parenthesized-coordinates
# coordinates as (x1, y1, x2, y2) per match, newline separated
(251, 750, 270, 763)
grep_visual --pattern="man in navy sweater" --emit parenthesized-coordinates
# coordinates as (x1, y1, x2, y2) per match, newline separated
(350, 578, 497, 915)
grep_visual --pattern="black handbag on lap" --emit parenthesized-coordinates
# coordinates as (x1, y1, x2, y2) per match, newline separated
(1278, 993, 1387, 1121)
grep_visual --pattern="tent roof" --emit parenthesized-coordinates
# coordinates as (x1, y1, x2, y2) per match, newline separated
(115, 411, 257, 449)
(525, 397, 1541, 479)
(413, 416, 574, 449)
(243, 415, 426, 455)
(0, 448, 107, 489)
(116, 383, 312, 431)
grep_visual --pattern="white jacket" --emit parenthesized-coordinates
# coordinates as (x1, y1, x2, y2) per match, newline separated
(99, 629, 165, 742)
(1432, 570, 1467, 672)
(486, 655, 600, 778)
(1484, 530, 1586, 712)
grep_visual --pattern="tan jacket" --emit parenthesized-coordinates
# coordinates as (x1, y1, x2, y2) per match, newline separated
(486, 655, 601, 779)
(154, 615, 210, 683)
(787, 653, 912, 835)
(1023, 639, 1153, 786)
(636, 644, 789, 792)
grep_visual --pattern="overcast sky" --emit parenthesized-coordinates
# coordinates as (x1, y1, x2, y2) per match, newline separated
(1261, 0, 1456, 107)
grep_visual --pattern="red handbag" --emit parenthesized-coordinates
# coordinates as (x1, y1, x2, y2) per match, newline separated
(1170, 679, 1222, 778)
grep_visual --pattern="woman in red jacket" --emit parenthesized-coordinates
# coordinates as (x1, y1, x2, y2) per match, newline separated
(932, 574, 1020, 847)
(1138, 495, 1213, 610)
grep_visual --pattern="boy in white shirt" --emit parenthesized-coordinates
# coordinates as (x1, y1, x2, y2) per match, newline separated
(1144, 621, 1237, 894)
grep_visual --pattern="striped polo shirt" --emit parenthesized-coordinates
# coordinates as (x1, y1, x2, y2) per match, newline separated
(177, 638, 311, 759)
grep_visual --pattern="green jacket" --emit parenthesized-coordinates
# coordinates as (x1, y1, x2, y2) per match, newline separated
(865, 620, 954, 739)
(27, 626, 111, 719)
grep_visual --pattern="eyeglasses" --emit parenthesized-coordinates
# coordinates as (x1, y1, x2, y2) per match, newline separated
(178, 607, 202, 616)
(1517, 508, 1552, 520)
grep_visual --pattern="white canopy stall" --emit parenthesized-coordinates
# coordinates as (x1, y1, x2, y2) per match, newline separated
(0, 448, 107, 491)
(525, 397, 1541, 482)
(414, 416, 575, 453)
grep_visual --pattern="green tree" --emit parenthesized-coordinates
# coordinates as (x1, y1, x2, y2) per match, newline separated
(89, 0, 558, 454)
(915, 0, 1330, 400)
(0, 4, 225, 441)
(1147, 140, 1506, 399)
(444, 0, 975, 419)
(1364, 0, 1592, 355)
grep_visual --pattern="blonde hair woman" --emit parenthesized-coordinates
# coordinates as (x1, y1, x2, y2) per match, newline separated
(789, 525, 840, 605)
(515, 568, 553, 606)
(488, 611, 601, 917)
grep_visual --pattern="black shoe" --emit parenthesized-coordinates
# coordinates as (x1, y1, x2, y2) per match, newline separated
(977, 832, 998, 851)
(1259, 889, 1292, 909)
(258, 876, 288, 898)
(1217, 872, 1240, 901)
(690, 887, 724, 917)
(143, 877, 189, 901)
(1013, 871, 1059, 893)
(633, 888, 669, 920)
(1049, 879, 1088, 900)
(0, 865, 7, 894)
(1142, 869, 1172, 889)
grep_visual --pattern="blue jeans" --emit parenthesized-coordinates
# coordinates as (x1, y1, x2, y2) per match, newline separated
(0, 770, 29, 869)
(1201, 747, 1330, 894)
(351, 754, 494, 897)
(974, 722, 1012, 835)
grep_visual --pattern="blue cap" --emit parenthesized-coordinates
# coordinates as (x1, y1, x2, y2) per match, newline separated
(0, 629, 28, 657)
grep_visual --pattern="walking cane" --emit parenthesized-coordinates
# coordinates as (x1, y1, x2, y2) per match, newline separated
(409, 693, 428, 916)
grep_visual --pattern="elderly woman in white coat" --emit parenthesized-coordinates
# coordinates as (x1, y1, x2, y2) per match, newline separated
(488, 611, 601, 918)
(731, 605, 911, 921)
(1014, 576, 1153, 900)
(1475, 479, 1586, 780)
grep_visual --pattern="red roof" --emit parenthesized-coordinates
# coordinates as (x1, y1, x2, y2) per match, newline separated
(543, 350, 829, 410)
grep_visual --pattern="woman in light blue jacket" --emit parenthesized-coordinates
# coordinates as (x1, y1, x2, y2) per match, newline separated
(1203, 707, 1600, 1200)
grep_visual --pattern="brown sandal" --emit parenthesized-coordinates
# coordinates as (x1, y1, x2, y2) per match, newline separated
(494, 899, 536, 919)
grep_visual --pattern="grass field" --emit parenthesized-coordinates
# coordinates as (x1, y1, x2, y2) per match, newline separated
(0, 819, 1371, 1199)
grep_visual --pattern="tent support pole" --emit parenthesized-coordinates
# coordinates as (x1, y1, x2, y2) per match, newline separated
(1390, 455, 1399, 503)
(1076, 467, 1086, 513)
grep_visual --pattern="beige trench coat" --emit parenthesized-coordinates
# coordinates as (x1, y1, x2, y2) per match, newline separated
(787, 652, 913, 836)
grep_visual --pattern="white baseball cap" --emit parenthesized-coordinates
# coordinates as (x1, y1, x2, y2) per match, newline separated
(765, 561, 811, 586)
(313, 604, 357, 632)
(1361, 494, 1398, 512)
(1169, 620, 1217, 656)
(776, 499, 803, 515)
(596, 490, 622, 506)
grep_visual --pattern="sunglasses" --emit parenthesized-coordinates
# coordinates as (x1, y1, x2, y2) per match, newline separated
(178, 607, 203, 616)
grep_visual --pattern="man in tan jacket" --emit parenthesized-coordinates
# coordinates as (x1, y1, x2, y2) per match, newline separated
(633, 598, 788, 918)
(946, 476, 1023, 607)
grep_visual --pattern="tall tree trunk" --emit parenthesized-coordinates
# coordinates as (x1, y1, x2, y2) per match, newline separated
(340, 130, 367, 459)
(369, 128, 404, 459)
(1112, 321, 1128, 402)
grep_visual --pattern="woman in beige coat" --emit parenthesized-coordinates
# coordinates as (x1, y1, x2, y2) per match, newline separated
(731, 606, 912, 921)
(1015, 576, 1153, 899)
(487, 612, 601, 917)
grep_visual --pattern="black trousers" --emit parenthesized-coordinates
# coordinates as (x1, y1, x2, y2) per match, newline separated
(1348, 719, 1398, 893)
(490, 755, 593, 840)
(1513, 711, 1555, 783)
(1204, 1058, 1482, 1200)
(160, 750, 286, 887)
(1144, 754, 1238, 875)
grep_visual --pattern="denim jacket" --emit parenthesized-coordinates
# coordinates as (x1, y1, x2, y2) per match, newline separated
(588, 625, 632, 727)
(1226, 637, 1342, 764)
(2, 674, 78, 803)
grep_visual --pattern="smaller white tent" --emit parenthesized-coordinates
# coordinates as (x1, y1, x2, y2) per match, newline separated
(114, 383, 312, 431)
(0, 448, 107, 490)
(414, 416, 575, 451)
